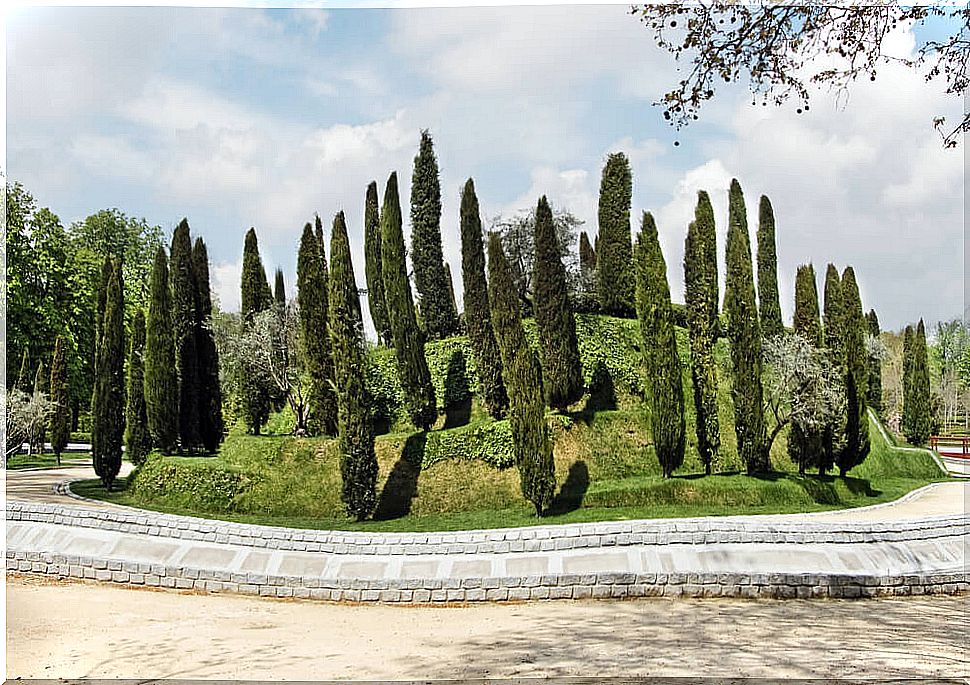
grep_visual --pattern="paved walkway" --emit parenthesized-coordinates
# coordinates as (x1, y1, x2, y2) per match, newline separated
(6, 466, 968, 602)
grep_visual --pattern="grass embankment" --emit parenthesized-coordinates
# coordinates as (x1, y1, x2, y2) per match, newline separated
(73, 316, 946, 532)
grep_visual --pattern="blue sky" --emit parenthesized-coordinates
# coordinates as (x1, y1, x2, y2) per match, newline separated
(6, 4, 964, 334)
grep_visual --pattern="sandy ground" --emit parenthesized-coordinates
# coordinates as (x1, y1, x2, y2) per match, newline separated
(6, 574, 969, 679)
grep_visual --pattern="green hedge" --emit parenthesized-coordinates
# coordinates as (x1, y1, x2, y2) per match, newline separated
(421, 419, 515, 469)
(128, 455, 259, 511)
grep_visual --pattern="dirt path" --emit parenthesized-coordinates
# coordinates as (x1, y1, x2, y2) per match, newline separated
(5, 463, 133, 508)
(6, 575, 967, 679)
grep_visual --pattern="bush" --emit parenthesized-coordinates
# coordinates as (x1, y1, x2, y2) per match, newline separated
(128, 454, 259, 511)
(421, 420, 515, 469)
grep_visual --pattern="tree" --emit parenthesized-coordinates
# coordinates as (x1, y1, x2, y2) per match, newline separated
(6, 389, 50, 463)
(764, 333, 843, 468)
(905, 319, 933, 445)
(240, 228, 274, 434)
(756, 195, 783, 339)
(684, 190, 721, 474)
(724, 179, 769, 474)
(124, 309, 152, 466)
(579, 231, 597, 275)
(381, 172, 438, 431)
(363, 181, 392, 346)
(92, 258, 125, 490)
(274, 269, 286, 305)
(410, 130, 459, 339)
(821, 264, 846, 474)
(329, 211, 378, 520)
(487, 232, 555, 516)
(297, 222, 338, 437)
(788, 263, 826, 473)
(492, 206, 584, 314)
(838, 266, 870, 474)
(15, 350, 30, 392)
(29, 361, 47, 455)
(633, 4, 970, 148)
(49, 336, 71, 465)
(460, 179, 509, 419)
(533, 196, 584, 411)
(192, 237, 225, 453)
(144, 247, 179, 454)
(635, 212, 686, 478)
(170, 220, 201, 452)
(596, 152, 635, 317)
(932, 318, 970, 429)
(902, 324, 916, 438)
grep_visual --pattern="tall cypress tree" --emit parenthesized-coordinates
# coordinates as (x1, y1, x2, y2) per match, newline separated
(31, 361, 47, 453)
(488, 232, 554, 516)
(533, 195, 584, 411)
(297, 221, 338, 436)
(460, 178, 509, 420)
(49, 336, 71, 465)
(381, 171, 437, 430)
(15, 350, 30, 392)
(821, 264, 846, 474)
(866, 309, 883, 413)
(756, 195, 783, 339)
(125, 308, 151, 466)
(170, 219, 201, 451)
(410, 130, 458, 339)
(145, 248, 178, 453)
(363, 181, 392, 346)
(905, 319, 932, 445)
(240, 228, 273, 434)
(579, 231, 597, 275)
(92, 258, 125, 490)
(329, 211, 378, 520)
(274, 268, 286, 305)
(724, 179, 769, 474)
(684, 190, 721, 474)
(902, 324, 915, 438)
(788, 263, 825, 473)
(192, 237, 224, 453)
(596, 152, 635, 317)
(636, 212, 686, 478)
(838, 266, 870, 475)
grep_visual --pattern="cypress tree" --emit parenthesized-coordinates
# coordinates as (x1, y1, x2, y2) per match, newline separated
(684, 190, 721, 474)
(905, 320, 932, 445)
(125, 309, 152, 466)
(363, 181, 392, 346)
(92, 258, 125, 490)
(329, 211, 378, 520)
(756, 195, 783, 339)
(866, 309, 883, 413)
(579, 231, 597, 275)
(381, 171, 437, 430)
(15, 350, 30, 392)
(31, 360, 46, 453)
(460, 178, 509, 420)
(274, 268, 286, 305)
(145, 248, 178, 454)
(49, 336, 71, 465)
(788, 264, 825, 473)
(487, 232, 554, 516)
(902, 324, 915, 438)
(838, 267, 870, 475)
(170, 220, 201, 451)
(596, 152, 635, 316)
(410, 130, 458, 339)
(724, 179, 769, 474)
(821, 264, 846, 474)
(636, 212, 686, 478)
(192, 237, 225, 453)
(297, 221, 338, 437)
(445, 263, 459, 322)
(240, 228, 273, 434)
(315, 214, 325, 249)
(533, 195, 584, 411)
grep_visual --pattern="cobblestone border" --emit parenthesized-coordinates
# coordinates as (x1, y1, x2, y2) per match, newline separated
(8, 498, 967, 557)
(7, 551, 967, 601)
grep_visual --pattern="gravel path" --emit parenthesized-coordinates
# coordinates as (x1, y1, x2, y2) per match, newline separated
(7, 574, 967, 679)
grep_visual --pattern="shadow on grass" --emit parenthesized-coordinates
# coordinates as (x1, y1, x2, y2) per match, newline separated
(373, 432, 426, 521)
(566, 362, 617, 427)
(547, 460, 590, 515)
(442, 349, 472, 429)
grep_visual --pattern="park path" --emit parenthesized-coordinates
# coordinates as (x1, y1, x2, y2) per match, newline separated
(6, 574, 968, 679)
(5, 461, 966, 522)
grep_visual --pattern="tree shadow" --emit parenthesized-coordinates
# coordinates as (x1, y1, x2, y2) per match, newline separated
(547, 460, 590, 515)
(841, 475, 880, 497)
(373, 432, 426, 521)
(443, 349, 472, 429)
(585, 360, 617, 413)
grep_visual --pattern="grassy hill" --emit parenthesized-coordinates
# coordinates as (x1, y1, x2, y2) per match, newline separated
(75, 314, 948, 531)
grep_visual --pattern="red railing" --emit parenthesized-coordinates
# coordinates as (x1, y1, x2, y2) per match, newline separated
(929, 435, 970, 458)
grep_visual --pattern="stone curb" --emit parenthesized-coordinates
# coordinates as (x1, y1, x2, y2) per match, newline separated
(7, 550, 967, 602)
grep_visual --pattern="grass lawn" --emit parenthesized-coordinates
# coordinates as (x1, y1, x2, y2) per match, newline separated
(6, 452, 91, 470)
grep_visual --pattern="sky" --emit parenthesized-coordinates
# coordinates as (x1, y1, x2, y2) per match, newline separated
(5, 3, 965, 335)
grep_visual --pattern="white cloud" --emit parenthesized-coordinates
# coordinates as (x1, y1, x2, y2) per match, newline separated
(211, 260, 242, 313)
